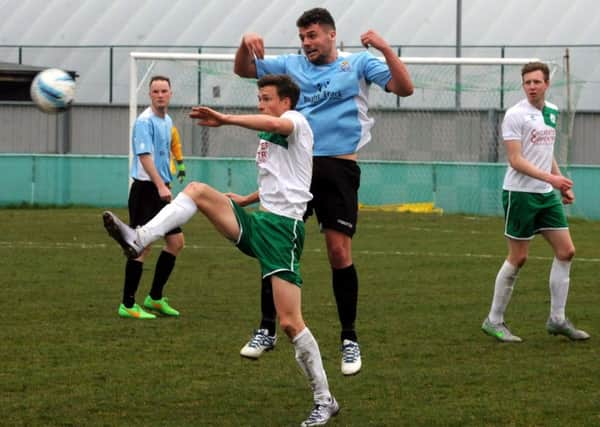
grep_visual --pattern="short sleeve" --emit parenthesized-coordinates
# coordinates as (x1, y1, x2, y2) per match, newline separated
(362, 51, 392, 89)
(132, 119, 153, 155)
(281, 110, 312, 147)
(501, 109, 522, 141)
(256, 55, 289, 77)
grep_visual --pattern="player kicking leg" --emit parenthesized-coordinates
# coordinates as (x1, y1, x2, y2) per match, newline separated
(102, 183, 339, 425)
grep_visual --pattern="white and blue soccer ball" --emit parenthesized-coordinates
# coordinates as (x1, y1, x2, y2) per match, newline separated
(30, 68, 76, 113)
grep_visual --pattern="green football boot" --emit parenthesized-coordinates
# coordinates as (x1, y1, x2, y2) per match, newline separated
(118, 303, 157, 319)
(143, 295, 180, 317)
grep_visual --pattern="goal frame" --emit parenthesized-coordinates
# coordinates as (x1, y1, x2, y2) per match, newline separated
(128, 52, 541, 183)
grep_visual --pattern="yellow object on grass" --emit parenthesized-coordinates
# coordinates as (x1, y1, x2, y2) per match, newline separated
(359, 202, 443, 214)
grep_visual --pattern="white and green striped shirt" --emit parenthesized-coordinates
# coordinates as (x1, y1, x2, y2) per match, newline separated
(256, 110, 313, 221)
(502, 99, 559, 193)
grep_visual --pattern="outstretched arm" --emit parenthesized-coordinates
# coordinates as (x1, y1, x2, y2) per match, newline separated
(360, 29, 414, 97)
(190, 106, 294, 135)
(234, 33, 264, 78)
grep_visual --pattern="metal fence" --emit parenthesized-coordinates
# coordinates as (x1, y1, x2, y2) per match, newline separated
(2, 104, 600, 167)
(1, 43, 599, 165)
(1, 44, 600, 110)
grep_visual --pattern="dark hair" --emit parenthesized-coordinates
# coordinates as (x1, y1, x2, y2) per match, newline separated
(521, 62, 550, 82)
(149, 75, 171, 88)
(296, 7, 336, 30)
(257, 74, 300, 109)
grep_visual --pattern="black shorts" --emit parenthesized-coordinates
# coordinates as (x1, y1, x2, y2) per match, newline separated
(128, 179, 182, 235)
(304, 157, 361, 237)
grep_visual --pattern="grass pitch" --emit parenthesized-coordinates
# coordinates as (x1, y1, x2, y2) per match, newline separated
(1, 208, 599, 426)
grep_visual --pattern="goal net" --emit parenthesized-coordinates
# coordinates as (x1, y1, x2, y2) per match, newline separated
(130, 52, 581, 216)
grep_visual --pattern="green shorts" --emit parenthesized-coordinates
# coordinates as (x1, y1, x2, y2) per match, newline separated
(502, 190, 568, 240)
(231, 201, 305, 287)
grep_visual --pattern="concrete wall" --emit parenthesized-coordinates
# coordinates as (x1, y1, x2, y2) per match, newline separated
(2, 154, 599, 220)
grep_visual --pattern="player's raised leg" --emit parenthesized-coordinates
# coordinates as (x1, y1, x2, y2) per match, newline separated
(103, 211, 145, 259)
(103, 181, 241, 257)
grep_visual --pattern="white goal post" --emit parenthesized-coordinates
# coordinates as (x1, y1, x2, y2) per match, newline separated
(128, 51, 542, 170)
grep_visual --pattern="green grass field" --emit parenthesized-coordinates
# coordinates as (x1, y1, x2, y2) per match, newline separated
(1, 208, 599, 426)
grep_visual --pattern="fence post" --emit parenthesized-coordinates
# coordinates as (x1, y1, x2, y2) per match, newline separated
(109, 46, 114, 103)
(500, 46, 505, 110)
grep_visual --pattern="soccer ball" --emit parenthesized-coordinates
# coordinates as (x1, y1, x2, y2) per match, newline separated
(30, 68, 76, 113)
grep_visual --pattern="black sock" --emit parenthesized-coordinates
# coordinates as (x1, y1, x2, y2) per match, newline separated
(259, 277, 277, 336)
(149, 250, 176, 300)
(332, 264, 359, 343)
(123, 259, 143, 308)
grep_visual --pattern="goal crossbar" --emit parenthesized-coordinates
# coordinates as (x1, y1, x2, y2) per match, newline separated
(128, 52, 541, 186)
(130, 51, 540, 65)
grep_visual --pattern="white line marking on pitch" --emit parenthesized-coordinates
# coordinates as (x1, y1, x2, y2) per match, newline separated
(1, 240, 599, 263)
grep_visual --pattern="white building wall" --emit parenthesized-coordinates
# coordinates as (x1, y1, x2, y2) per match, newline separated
(0, 0, 599, 109)
(3, 0, 599, 47)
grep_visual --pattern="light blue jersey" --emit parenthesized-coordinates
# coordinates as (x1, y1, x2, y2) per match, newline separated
(257, 51, 391, 156)
(130, 107, 173, 183)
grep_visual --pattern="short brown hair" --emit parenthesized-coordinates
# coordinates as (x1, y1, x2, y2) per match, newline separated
(296, 8, 336, 30)
(149, 75, 171, 88)
(257, 74, 300, 109)
(521, 62, 550, 82)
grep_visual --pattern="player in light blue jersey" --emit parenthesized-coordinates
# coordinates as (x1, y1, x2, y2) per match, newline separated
(131, 103, 173, 185)
(110, 75, 184, 320)
(234, 7, 414, 376)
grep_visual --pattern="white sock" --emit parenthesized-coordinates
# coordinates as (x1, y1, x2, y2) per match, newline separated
(488, 260, 519, 324)
(292, 327, 331, 405)
(138, 192, 197, 247)
(549, 257, 571, 323)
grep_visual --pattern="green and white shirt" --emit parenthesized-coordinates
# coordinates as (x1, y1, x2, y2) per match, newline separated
(256, 110, 313, 221)
(502, 99, 559, 193)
